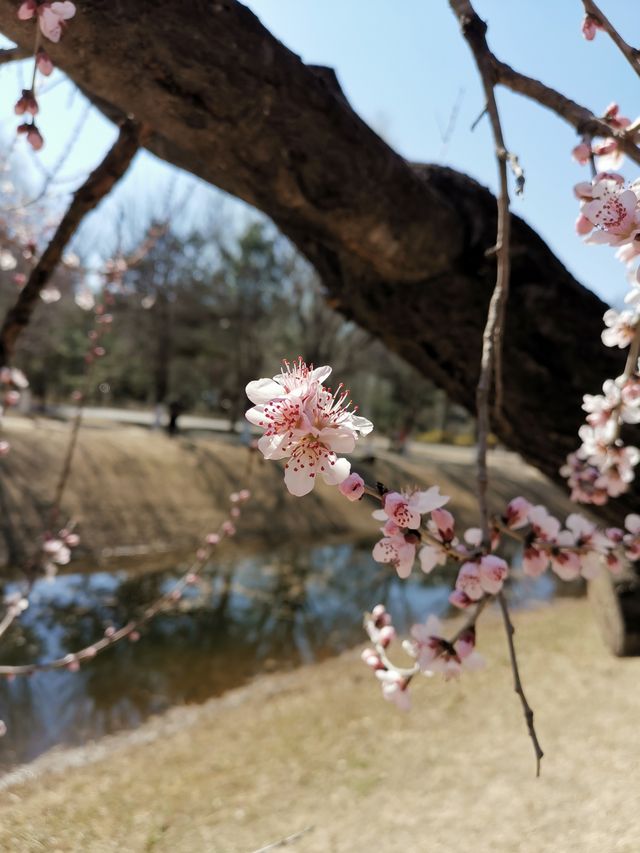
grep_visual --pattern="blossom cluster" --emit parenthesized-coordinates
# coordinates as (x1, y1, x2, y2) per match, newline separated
(0, 365, 29, 454)
(361, 605, 483, 710)
(564, 171, 640, 501)
(572, 104, 633, 172)
(14, 1, 77, 150)
(245, 359, 372, 496)
(41, 524, 79, 578)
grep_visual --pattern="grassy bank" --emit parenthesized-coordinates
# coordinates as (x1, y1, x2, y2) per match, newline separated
(0, 599, 637, 852)
(0, 416, 578, 569)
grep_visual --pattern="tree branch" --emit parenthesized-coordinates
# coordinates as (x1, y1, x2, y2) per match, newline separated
(0, 45, 27, 65)
(493, 59, 640, 164)
(497, 592, 544, 776)
(0, 118, 144, 364)
(582, 0, 640, 78)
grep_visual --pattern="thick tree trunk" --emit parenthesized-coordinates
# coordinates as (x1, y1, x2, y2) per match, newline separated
(0, 1, 631, 515)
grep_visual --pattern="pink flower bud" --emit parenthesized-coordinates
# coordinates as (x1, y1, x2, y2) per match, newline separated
(571, 142, 591, 165)
(196, 548, 207, 561)
(17, 123, 44, 151)
(222, 521, 236, 536)
(104, 626, 116, 638)
(238, 489, 251, 501)
(0, 720, 6, 737)
(338, 472, 365, 501)
(581, 13, 603, 41)
(206, 533, 220, 546)
(230, 507, 241, 518)
(185, 573, 198, 585)
(14, 89, 39, 116)
(17, 0, 36, 21)
(449, 589, 473, 609)
(0, 441, 10, 456)
(36, 48, 54, 76)
(431, 507, 455, 541)
(378, 625, 395, 647)
(128, 631, 140, 642)
(230, 492, 240, 503)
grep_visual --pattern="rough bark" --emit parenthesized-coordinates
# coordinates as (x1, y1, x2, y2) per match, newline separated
(0, 1, 633, 520)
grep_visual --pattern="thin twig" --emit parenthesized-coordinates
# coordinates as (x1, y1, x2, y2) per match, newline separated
(497, 592, 544, 776)
(581, 0, 640, 78)
(0, 47, 28, 65)
(0, 119, 145, 364)
(0, 500, 245, 676)
(450, 0, 543, 774)
(250, 826, 314, 853)
(449, 0, 512, 538)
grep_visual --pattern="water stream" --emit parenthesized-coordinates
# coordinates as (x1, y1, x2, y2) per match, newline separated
(0, 541, 560, 769)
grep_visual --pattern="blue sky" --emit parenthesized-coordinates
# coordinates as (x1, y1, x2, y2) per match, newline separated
(0, 0, 638, 303)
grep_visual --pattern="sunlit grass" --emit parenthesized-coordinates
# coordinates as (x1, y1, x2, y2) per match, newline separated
(0, 599, 638, 852)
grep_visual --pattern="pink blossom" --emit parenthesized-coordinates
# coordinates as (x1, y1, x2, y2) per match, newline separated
(372, 534, 416, 579)
(361, 648, 383, 670)
(409, 615, 484, 678)
(375, 670, 410, 710)
(478, 554, 508, 594)
(528, 505, 561, 541)
(572, 141, 591, 165)
(373, 485, 449, 530)
(504, 496, 531, 530)
(454, 562, 484, 601)
(238, 489, 251, 501)
(582, 181, 637, 236)
(338, 472, 365, 501)
(17, 0, 37, 20)
(522, 546, 549, 577)
(418, 543, 447, 574)
(37, 1, 76, 43)
(449, 589, 473, 609)
(429, 508, 455, 542)
(601, 308, 638, 348)
(247, 360, 372, 496)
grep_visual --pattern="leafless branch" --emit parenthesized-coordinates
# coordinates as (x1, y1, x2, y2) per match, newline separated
(449, 0, 512, 538)
(0, 118, 144, 364)
(581, 0, 640, 78)
(450, 0, 544, 774)
(0, 46, 27, 65)
(497, 592, 544, 776)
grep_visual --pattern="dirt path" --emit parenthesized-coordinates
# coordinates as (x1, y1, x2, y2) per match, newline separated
(0, 599, 638, 852)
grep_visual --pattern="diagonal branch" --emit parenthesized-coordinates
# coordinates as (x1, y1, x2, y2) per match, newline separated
(493, 59, 640, 165)
(0, 118, 145, 364)
(0, 45, 27, 65)
(582, 0, 640, 78)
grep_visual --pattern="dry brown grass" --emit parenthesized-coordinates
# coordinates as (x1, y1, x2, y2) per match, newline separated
(0, 599, 638, 852)
(0, 417, 578, 570)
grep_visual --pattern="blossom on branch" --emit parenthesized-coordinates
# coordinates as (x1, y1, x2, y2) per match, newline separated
(18, 0, 76, 43)
(246, 359, 372, 496)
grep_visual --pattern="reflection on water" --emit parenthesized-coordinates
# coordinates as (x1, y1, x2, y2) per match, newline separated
(0, 541, 557, 769)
